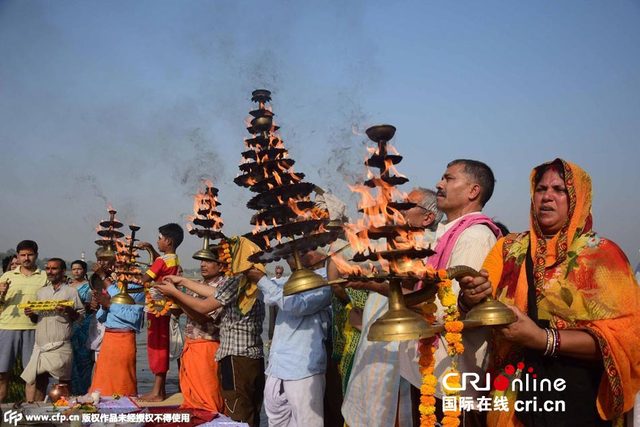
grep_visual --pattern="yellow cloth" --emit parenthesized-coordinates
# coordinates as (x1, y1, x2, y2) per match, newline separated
(0, 268, 48, 329)
(230, 236, 266, 274)
(229, 237, 265, 315)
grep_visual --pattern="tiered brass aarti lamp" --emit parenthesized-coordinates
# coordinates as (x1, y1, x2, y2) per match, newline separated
(336, 125, 514, 340)
(334, 124, 441, 341)
(235, 89, 338, 296)
(110, 224, 145, 305)
(189, 182, 226, 261)
(94, 208, 122, 262)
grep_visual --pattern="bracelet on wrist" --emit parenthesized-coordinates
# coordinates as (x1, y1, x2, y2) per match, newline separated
(543, 328, 553, 356)
(543, 328, 560, 357)
(550, 329, 560, 357)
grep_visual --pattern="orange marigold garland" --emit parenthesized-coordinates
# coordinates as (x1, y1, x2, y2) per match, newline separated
(143, 273, 172, 317)
(418, 269, 465, 427)
(145, 291, 172, 317)
(418, 301, 438, 427)
(436, 269, 464, 427)
(218, 239, 233, 276)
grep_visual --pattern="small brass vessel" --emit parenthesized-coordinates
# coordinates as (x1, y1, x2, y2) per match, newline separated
(48, 383, 69, 402)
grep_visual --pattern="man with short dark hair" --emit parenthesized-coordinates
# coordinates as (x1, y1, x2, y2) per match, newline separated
(0, 240, 48, 403)
(431, 159, 499, 270)
(425, 159, 502, 426)
(444, 159, 496, 208)
(156, 239, 265, 427)
(20, 258, 84, 402)
(156, 248, 226, 413)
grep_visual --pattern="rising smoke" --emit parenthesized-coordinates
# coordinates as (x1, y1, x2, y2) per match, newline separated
(173, 127, 224, 190)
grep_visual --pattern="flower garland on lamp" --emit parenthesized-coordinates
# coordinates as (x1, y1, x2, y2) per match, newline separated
(419, 301, 438, 427)
(418, 269, 465, 427)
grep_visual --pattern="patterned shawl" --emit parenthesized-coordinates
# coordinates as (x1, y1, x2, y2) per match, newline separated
(484, 159, 640, 425)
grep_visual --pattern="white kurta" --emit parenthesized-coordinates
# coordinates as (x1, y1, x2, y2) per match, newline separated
(21, 283, 84, 384)
(399, 213, 498, 402)
(341, 292, 414, 427)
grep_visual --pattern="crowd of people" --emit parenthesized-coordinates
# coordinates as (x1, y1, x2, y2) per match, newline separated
(0, 158, 638, 427)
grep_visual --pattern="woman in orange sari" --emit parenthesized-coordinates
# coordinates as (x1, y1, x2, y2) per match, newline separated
(459, 159, 640, 427)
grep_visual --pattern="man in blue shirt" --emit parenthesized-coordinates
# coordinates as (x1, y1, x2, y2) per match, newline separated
(266, 265, 287, 342)
(245, 250, 330, 427)
(89, 279, 145, 397)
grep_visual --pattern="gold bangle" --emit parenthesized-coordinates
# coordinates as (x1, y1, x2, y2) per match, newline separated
(543, 328, 554, 356)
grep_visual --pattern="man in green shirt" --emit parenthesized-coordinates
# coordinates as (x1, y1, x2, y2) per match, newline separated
(0, 240, 48, 402)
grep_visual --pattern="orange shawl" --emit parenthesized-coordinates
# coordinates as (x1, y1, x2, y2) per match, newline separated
(484, 159, 640, 425)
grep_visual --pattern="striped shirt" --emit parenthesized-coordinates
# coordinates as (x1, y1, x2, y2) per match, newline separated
(214, 276, 265, 361)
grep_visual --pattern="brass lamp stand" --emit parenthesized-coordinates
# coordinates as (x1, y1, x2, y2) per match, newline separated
(190, 183, 226, 262)
(110, 224, 141, 305)
(95, 208, 122, 262)
(236, 89, 338, 293)
(368, 279, 439, 341)
(282, 243, 326, 296)
(193, 233, 218, 261)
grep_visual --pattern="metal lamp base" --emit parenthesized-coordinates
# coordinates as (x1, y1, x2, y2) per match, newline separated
(283, 268, 327, 296)
(464, 297, 516, 326)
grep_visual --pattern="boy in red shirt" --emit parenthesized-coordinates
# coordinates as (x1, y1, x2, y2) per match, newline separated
(138, 223, 183, 401)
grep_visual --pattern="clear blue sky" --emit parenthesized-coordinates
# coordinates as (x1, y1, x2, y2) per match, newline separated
(1, 0, 639, 268)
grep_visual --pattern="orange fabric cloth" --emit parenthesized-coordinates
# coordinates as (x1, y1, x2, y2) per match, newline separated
(179, 338, 223, 412)
(90, 330, 137, 396)
(484, 159, 640, 427)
